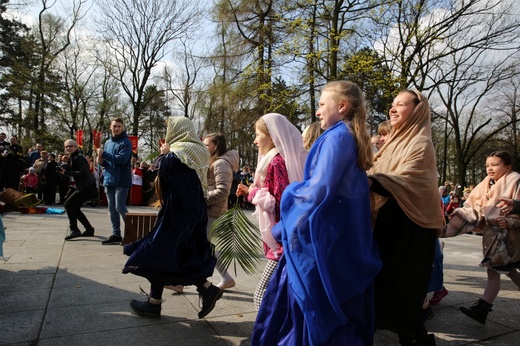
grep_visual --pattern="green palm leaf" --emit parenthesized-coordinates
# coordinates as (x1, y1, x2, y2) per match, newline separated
(210, 205, 262, 275)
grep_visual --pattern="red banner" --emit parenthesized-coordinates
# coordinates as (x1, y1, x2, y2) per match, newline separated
(92, 130, 102, 150)
(128, 135, 138, 154)
(76, 130, 84, 148)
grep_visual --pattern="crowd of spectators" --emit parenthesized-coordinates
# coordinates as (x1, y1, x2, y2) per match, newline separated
(0, 132, 158, 208)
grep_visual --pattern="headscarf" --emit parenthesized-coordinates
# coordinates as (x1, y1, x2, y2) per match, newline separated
(164, 116, 210, 196)
(254, 113, 307, 187)
(369, 90, 443, 230)
(447, 170, 520, 237)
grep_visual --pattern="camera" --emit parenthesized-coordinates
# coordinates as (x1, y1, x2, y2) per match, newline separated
(56, 163, 69, 172)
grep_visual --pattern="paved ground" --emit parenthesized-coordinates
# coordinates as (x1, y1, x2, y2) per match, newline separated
(1, 205, 519, 345)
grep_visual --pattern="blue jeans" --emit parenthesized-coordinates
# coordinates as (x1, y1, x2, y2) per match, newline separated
(105, 186, 129, 236)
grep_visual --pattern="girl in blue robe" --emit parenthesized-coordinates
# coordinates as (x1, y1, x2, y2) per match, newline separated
(252, 81, 382, 345)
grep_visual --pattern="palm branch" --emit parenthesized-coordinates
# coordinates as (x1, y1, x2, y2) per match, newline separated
(210, 204, 262, 275)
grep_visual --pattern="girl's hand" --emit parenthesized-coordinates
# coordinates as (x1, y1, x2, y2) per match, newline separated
(236, 183, 249, 196)
(496, 197, 514, 214)
(497, 217, 508, 229)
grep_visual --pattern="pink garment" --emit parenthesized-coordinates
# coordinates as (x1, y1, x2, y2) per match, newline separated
(249, 113, 307, 261)
(252, 188, 279, 257)
(23, 174, 38, 188)
(249, 154, 290, 260)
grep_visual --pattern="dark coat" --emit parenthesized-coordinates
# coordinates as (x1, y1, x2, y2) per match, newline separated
(64, 151, 96, 191)
(123, 153, 215, 286)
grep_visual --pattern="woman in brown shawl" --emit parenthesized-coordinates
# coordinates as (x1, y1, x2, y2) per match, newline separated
(368, 90, 443, 346)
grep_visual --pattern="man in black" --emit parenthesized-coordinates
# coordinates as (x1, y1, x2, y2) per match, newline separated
(43, 153, 59, 205)
(2, 135, 24, 190)
(59, 140, 97, 240)
(0, 132, 9, 190)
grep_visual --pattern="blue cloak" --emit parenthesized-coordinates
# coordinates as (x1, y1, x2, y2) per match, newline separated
(252, 121, 382, 345)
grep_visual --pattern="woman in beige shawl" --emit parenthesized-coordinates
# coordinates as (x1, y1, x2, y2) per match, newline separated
(368, 90, 443, 346)
(448, 150, 520, 324)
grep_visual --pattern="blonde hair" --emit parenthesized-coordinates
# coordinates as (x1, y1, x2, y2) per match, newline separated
(255, 118, 269, 135)
(303, 122, 323, 151)
(321, 80, 373, 170)
(378, 120, 392, 136)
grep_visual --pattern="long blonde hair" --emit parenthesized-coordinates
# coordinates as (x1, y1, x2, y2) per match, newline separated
(322, 80, 372, 170)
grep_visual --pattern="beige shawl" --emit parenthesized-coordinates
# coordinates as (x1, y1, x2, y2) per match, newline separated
(164, 116, 210, 197)
(449, 171, 520, 266)
(368, 90, 443, 230)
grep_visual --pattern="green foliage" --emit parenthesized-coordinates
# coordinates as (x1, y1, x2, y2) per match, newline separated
(138, 85, 170, 157)
(340, 48, 400, 132)
(210, 205, 262, 275)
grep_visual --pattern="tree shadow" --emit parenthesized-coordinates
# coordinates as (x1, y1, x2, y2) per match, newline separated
(0, 266, 255, 345)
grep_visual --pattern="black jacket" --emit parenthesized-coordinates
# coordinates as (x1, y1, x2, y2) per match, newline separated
(64, 151, 96, 191)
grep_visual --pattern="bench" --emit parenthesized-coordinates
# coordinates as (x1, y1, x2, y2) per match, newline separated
(123, 212, 158, 245)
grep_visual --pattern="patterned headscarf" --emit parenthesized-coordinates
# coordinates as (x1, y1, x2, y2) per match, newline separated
(165, 117, 210, 197)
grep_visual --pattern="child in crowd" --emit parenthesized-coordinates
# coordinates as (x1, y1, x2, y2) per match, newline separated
(377, 119, 392, 147)
(23, 167, 39, 193)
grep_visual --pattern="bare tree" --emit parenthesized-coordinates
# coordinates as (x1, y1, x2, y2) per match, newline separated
(376, 0, 520, 91)
(431, 49, 520, 187)
(31, 0, 86, 139)
(56, 38, 98, 142)
(95, 0, 202, 136)
(162, 38, 205, 121)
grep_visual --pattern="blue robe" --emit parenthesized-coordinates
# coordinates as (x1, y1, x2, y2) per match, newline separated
(252, 121, 382, 346)
(123, 153, 215, 286)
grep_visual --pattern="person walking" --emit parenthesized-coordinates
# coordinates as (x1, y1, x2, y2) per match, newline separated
(60, 140, 97, 240)
(123, 116, 222, 319)
(97, 117, 132, 245)
(449, 150, 520, 324)
(368, 90, 444, 345)
(203, 133, 239, 289)
(236, 113, 307, 310)
(252, 81, 382, 345)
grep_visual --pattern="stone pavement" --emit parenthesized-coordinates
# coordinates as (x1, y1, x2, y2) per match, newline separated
(1, 206, 519, 345)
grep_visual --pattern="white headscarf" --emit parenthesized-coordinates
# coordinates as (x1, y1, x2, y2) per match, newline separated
(254, 113, 307, 187)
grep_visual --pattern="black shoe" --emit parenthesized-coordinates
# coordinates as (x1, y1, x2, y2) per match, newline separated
(82, 228, 95, 237)
(65, 230, 82, 240)
(130, 299, 161, 318)
(197, 284, 223, 319)
(101, 235, 122, 245)
(460, 299, 493, 324)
